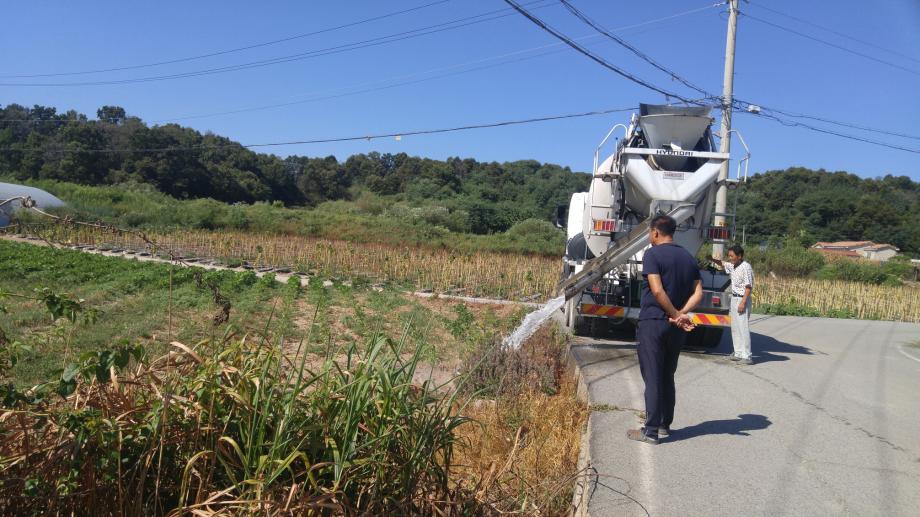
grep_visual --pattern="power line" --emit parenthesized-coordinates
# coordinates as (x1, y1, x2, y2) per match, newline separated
(746, 0, 920, 65)
(0, 41, 599, 125)
(558, 0, 719, 99)
(5, 2, 914, 157)
(0, 106, 636, 154)
(740, 11, 920, 77)
(500, 0, 706, 105)
(161, 2, 721, 123)
(0, 0, 452, 79)
(732, 99, 920, 141)
(508, 1, 919, 152)
(152, 48, 578, 123)
(1, 48, 579, 125)
(546, 1, 920, 145)
(1, 3, 722, 125)
(0, 0, 556, 87)
(502, 1, 920, 155)
(740, 110, 920, 154)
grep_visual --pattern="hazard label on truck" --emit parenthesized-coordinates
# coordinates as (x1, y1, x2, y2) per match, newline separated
(690, 313, 731, 326)
(580, 304, 626, 317)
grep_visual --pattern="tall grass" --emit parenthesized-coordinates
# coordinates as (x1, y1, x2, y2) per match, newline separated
(454, 324, 587, 514)
(0, 332, 468, 515)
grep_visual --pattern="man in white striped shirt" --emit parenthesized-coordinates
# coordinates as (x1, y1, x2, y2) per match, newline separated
(711, 245, 755, 364)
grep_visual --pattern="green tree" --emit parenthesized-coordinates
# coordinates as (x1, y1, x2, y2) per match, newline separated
(96, 106, 126, 125)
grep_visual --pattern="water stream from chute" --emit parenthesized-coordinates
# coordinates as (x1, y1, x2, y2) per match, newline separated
(502, 295, 566, 350)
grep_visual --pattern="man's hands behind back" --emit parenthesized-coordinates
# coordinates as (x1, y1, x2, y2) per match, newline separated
(669, 313, 696, 332)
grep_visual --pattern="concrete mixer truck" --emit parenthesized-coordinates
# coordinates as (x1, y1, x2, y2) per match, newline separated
(555, 103, 749, 347)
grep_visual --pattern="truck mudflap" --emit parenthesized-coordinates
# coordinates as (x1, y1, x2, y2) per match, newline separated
(579, 304, 730, 327)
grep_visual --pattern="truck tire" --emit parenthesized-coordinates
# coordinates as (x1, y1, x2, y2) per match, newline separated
(607, 318, 636, 340)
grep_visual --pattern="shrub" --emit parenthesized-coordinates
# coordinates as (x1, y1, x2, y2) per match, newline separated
(815, 260, 898, 285)
(501, 219, 565, 255)
(881, 259, 914, 280)
(746, 245, 825, 277)
(756, 301, 821, 317)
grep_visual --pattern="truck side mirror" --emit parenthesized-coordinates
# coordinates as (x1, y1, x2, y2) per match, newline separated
(554, 204, 568, 229)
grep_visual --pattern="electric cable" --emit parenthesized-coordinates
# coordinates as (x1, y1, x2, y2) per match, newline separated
(0, 0, 453, 79)
(502, 1, 920, 154)
(558, 0, 719, 99)
(732, 99, 920, 141)
(500, 0, 708, 105)
(0, 106, 637, 154)
(0, 0, 556, 87)
(738, 109, 920, 154)
(0, 2, 722, 125)
(746, 0, 920, 65)
(740, 11, 920, 76)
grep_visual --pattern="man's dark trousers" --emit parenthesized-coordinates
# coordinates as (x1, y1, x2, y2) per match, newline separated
(637, 319, 687, 437)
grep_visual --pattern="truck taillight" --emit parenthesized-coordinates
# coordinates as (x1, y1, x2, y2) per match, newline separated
(707, 227, 731, 241)
(712, 295, 721, 305)
(593, 219, 618, 232)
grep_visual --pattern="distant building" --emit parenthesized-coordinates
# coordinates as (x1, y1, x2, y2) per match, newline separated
(0, 182, 66, 227)
(812, 240, 899, 262)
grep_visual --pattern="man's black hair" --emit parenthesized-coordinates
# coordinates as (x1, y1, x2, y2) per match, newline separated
(728, 244, 745, 257)
(650, 214, 677, 237)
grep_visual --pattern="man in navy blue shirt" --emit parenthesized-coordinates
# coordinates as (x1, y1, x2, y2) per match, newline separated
(627, 214, 703, 444)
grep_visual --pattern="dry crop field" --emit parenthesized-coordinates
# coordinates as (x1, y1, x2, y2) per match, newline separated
(755, 276, 920, 322)
(15, 225, 559, 300)
(6, 224, 920, 322)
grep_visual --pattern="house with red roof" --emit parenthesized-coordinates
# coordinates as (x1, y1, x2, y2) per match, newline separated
(811, 241, 899, 262)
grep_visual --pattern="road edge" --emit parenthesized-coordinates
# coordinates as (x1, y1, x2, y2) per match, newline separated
(563, 314, 596, 517)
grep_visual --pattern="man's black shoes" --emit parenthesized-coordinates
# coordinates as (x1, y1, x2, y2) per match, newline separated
(627, 428, 659, 444)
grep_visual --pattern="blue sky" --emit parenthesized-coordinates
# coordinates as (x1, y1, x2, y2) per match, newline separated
(2, 0, 919, 179)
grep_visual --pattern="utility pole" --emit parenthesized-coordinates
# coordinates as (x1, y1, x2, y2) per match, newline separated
(713, 0, 739, 259)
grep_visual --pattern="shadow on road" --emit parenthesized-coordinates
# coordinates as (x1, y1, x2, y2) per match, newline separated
(706, 331, 815, 363)
(668, 414, 772, 442)
(751, 333, 815, 363)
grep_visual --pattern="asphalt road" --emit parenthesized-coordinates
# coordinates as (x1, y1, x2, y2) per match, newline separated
(569, 315, 920, 517)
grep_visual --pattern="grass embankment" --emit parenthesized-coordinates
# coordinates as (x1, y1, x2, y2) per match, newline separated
(0, 241, 587, 514)
(11, 178, 565, 256)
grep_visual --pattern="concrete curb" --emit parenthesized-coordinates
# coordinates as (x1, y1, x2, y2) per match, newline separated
(568, 344, 596, 517)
